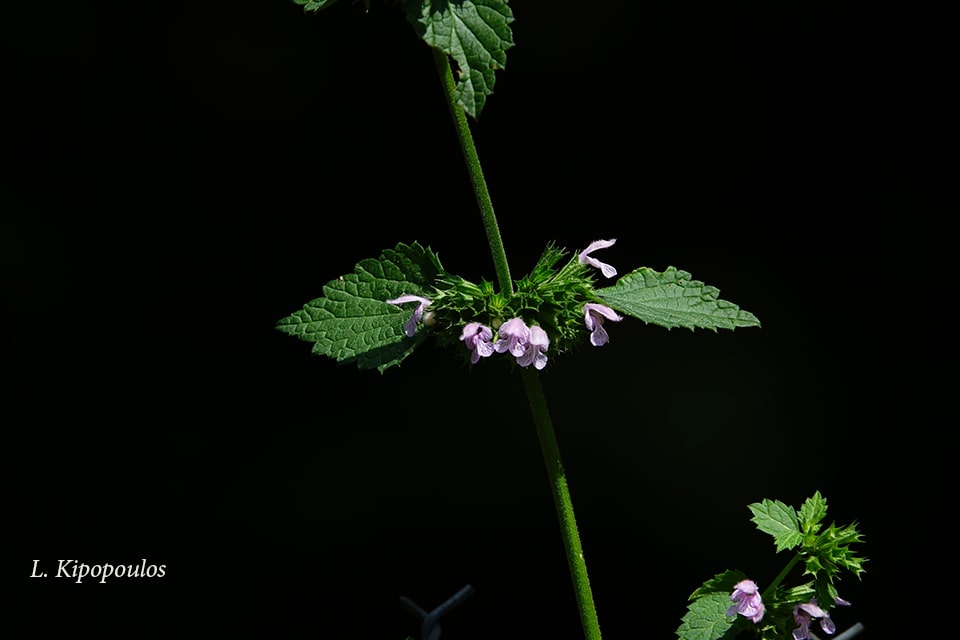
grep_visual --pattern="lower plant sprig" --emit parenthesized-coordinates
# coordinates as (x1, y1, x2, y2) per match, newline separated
(677, 491, 867, 640)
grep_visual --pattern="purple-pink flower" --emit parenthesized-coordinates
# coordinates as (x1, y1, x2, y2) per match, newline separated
(386, 294, 431, 337)
(517, 324, 549, 370)
(792, 597, 850, 640)
(579, 239, 618, 278)
(494, 318, 550, 370)
(583, 303, 623, 346)
(494, 318, 529, 358)
(727, 579, 764, 624)
(460, 322, 494, 364)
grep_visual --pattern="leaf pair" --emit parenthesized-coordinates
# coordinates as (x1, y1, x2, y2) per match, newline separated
(276, 242, 760, 373)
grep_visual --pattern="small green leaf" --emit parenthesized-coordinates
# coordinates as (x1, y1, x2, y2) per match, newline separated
(276, 242, 443, 372)
(748, 499, 802, 552)
(676, 592, 739, 640)
(595, 266, 761, 331)
(797, 491, 828, 535)
(407, 0, 515, 118)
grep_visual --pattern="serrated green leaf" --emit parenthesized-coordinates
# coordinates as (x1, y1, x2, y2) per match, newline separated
(676, 592, 739, 640)
(276, 242, 443, 372)
(595, 266, 761, 331)
(748, 499, 802, 552)
(407, 0, 514, 118)
(689, 569, 747, 600)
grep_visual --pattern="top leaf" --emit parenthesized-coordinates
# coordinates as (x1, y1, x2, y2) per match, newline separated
(276, 242, 443, 373)
(748, 498, 802, 553)
(407, 0, 515, 118)
(595, 266, 760, 331)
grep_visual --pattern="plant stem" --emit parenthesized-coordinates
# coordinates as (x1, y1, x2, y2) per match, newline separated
(430, 47, 512, 295)
(522, 367, 603, 640)
(763, 553, 802, 598)
(431, 47, 602, 640)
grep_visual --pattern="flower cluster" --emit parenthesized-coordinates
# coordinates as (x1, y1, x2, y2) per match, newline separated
(456, 317, 547, 369)
(727, 579, 764, 624)
(387, 240, 625, 369)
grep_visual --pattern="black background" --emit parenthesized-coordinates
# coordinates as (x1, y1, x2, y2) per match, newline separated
(6, 2, 910, 638)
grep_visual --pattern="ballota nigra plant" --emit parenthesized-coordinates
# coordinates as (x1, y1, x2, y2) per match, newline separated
(276, 2, 867, 639)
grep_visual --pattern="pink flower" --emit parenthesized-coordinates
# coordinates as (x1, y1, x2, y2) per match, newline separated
(583, 303, 623, 346)
(386, 294, 431, 337)
(516, 324, 549, 370)
(792, 597, 851, 640)
(460, 322, 494, 364)
(727, 579, 764, 624)
(494, 318, 550, 370)
(494, 318, 529, 358)
(578, 239, 617, 278)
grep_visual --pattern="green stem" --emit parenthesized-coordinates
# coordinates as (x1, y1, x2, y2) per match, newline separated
(762, 553, 802, 599)
(522, 368, 603, 640)
(430, 47, 512, 295)
(431, 48, 602, 640)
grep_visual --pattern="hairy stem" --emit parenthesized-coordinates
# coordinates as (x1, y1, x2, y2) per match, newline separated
(431, 48, 603, 640)
(430, 47, 512, 295)
(522, 368, 603, 640)
(763, 553, 802, 598)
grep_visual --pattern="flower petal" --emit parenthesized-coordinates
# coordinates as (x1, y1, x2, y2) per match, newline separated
(533, 351, 548, 370)
(584, 302, 623, 322)
(819, 617, 836, 635)
(733, 580, 759, 595)
(528, 325, 549, 348)
(476, 339, 495, 357)
(590, 323, 610, 346)
(582, 238, 617, 254)
(578, 239, 618, 278)
(403, 316, 418, 338)
(797, 603, 827, 619)
(583, 309, 596, 332)
(386, 294, 431, 307)
(460, 322, 480, 342)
